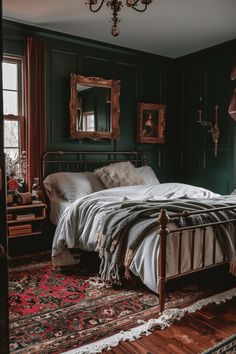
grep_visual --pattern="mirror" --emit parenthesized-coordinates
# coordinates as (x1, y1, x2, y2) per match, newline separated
(69, 74, 120, 140)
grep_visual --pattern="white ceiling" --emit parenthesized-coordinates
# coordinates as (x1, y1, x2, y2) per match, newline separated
(3, 0, 236, 58)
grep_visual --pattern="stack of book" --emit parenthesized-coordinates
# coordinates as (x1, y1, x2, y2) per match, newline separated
(8, 224, 32, 237)
(15, 213, 36, 221)
(7, 214, 13, 221)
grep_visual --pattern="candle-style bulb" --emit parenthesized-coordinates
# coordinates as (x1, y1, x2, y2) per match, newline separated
(111, 24, 120, 36)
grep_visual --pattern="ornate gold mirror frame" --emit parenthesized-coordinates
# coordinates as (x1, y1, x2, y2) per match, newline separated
(69, 74, 120, 140)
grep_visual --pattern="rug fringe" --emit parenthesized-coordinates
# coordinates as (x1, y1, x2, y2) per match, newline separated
(62, 286, 236, 354)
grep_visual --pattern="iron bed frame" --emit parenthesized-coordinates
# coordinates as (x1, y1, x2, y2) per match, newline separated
(42, 150, 236, 313)
(158, 207, 236, 313)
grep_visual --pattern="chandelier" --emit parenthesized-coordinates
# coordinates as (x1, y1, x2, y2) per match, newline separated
(85, 0, 153, 37)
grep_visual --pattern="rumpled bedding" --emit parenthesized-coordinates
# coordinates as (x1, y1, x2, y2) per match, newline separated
(51, 183, 236, 293)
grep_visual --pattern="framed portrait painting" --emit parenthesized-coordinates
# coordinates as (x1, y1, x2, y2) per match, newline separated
(137, 103, 166, 144)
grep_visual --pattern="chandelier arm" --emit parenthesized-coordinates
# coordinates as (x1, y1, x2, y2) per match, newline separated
(131, 2, 148, 12)
(130, 0, 140, 6)
(89, 0, 106, 12)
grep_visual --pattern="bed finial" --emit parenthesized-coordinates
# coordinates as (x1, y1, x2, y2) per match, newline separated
(158, 208, 170, 229)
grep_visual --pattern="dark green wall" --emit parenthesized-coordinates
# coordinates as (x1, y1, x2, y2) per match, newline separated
(175, 40, 236, 194)
(2, 20, 236, 193)
(3, 20, 171, 183)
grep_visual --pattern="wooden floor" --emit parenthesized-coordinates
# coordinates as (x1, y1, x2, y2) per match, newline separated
(107, 297, 236, 354)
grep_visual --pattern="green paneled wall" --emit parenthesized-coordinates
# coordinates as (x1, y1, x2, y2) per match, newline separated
(3, 20, 171, 182)
(2, 20, 236, 193)
(176, 40, 236, 194)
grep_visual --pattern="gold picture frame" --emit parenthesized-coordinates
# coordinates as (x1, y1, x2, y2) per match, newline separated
(137, 102, 166, 144)
(69, 74, 120, 140)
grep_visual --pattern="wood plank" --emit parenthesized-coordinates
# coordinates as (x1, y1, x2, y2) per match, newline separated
(107, 298, 236, 354)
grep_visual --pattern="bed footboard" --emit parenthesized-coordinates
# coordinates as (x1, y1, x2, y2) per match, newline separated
(157, 206, 236, 313)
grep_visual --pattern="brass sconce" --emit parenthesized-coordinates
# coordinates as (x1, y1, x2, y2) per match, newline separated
(228, 64, 236, 121)
(228, 89, 236, 121)
(196, 105, 220, 157)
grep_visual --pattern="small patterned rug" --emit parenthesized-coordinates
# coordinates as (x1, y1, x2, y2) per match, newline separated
(8, 253, 236, 354)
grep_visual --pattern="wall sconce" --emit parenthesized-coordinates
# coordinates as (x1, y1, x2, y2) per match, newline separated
(228, 64, 236, 121)
(228, 88, 236, 121)
(196, 104, 220, 157)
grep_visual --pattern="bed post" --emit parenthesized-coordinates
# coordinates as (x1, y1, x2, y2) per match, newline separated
(158, 208, 170, 313)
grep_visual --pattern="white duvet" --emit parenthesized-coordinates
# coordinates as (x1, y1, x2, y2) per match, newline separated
(52, 183, 226, 293)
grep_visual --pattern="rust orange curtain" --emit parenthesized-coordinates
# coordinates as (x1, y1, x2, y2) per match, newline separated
(25, 37, 46, 191)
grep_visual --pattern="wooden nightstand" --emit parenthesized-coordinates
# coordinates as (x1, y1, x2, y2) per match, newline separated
(7, 203, 47, 238)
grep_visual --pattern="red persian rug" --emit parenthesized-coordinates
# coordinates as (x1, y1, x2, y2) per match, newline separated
(8, 253, 236, 354)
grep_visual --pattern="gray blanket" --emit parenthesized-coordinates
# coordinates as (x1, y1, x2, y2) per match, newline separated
(97, 198, 236, 284)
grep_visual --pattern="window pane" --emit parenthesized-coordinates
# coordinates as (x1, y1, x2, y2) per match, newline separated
(4, 120, 19, 147)
(87, 114, 95, 131)
(2, 62, 17, 90)
(5, 148, 20, 178)
(83, 112, 95, 131)
(3, 91, 18, 115)
(4, 148, 19, 162)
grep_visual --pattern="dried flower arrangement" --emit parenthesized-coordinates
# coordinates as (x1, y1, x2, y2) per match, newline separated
(5, 151, 27, 179)
(5, 151, 28, 194)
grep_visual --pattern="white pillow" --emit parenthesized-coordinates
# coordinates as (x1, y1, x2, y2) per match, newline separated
(94, 161, 145, 189)
(136, 166, 160, 185)
(43, 172, 105, 201)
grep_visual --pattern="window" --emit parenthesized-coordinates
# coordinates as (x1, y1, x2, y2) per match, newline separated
(83, 111, 95, 131)
(3, 56, 25, 162)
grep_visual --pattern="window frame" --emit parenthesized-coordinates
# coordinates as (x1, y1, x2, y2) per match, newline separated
(3, 55, 25, 158)
(3, 56, 24, 116)
(83, 111, 95, 131)
(3, 115, 25, 155)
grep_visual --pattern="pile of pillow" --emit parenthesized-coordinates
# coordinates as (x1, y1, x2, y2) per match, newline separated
(43, 161, 159, 202)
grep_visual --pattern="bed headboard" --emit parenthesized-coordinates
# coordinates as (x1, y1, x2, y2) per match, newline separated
(42, 150, 146, 179)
